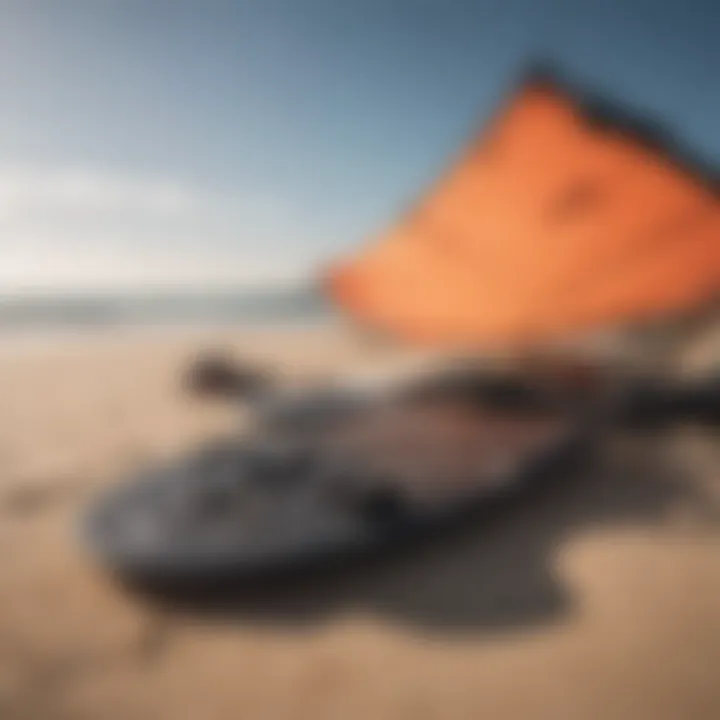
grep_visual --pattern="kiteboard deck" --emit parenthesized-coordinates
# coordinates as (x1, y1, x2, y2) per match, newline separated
(83, 371, 596, 593)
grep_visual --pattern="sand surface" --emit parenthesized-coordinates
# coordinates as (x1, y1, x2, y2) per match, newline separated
(0, 324, 718, 720)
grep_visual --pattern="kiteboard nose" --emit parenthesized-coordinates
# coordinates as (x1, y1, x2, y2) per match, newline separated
(185, 351, 274, 401)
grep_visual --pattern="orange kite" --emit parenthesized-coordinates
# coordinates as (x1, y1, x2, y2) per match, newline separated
(327, 71, 720, 349)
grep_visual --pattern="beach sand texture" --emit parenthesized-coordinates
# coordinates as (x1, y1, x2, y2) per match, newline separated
(0, 324, 718, 720)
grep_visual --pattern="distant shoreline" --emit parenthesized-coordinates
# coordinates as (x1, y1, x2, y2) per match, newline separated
(0, 286, 332, 333)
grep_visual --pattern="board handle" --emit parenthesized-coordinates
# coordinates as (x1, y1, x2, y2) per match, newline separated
(619, 375, 720, 428)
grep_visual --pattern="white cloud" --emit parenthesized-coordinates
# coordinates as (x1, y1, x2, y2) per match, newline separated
(0, 165, 193, 218)
(0, 165, 314, 291)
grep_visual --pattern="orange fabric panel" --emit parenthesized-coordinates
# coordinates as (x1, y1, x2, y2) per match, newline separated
(327, 80, 720, 348)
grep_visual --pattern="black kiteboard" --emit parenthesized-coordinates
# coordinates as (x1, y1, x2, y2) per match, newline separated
(82, 373, 600, 593)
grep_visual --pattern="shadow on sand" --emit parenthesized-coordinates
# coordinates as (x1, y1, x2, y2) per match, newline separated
(143, 432, 714, 637)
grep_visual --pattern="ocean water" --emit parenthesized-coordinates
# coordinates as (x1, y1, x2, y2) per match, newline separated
(0, 286, 333, 332)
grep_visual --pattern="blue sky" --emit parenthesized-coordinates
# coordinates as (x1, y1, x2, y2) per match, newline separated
(0, 0, 718, 290)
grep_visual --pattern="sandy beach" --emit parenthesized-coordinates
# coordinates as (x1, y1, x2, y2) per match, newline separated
(0, 323, 718, 720)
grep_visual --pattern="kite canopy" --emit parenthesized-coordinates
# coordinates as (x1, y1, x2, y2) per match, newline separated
(327, 72, 720, 349)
